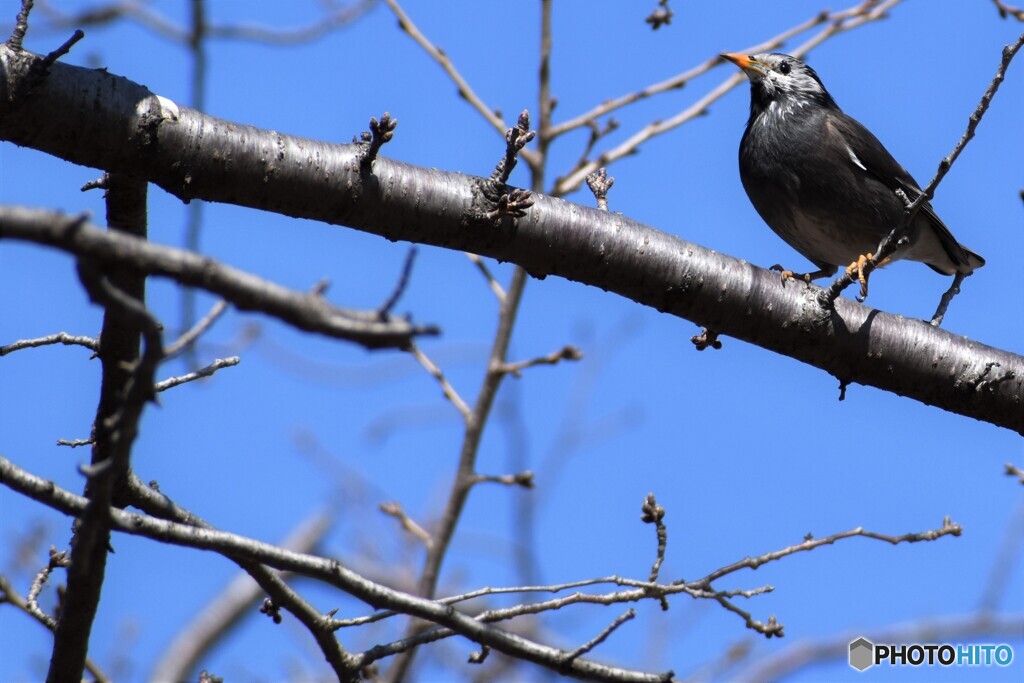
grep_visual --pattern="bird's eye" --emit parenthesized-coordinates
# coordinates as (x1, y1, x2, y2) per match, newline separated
(778, 61, 791, 75)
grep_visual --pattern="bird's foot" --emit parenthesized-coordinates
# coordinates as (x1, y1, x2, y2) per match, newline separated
(770, 264, 834, 286)
(846, 253, 874, 301)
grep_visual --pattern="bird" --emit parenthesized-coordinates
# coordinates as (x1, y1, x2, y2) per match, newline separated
(720, 52, 983, 299)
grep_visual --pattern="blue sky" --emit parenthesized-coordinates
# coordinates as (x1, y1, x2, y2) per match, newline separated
(2, 1, 1022, 681)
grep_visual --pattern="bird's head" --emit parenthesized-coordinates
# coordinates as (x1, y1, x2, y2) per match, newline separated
(721, 52, 836, 116)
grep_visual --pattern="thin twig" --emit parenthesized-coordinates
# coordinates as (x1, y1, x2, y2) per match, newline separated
(0, 574, 111, 683)
(56, 438, 93, 448)
(380, 0, 538, 168)
(641, 494, 667, 585)
(165, 299, 229, 359)
(465, 253, 507, 303)
(26, 547, 70, 629)
(41, 28, 83, 67)
(380, 501, 433, 547)
(35, 0, 379, 45)
(8, 0, 34, 51)
(992, 0, 1024, 21)
(929, 272, 967, 326)
(499, 345, 583, 378)
(407, 343, 472, 419)
(1005, 463, 1024, 484)
(1, 332, 98, 356)
(154, 356, 240, 392)
(548, 5, 834, 140)
(334, 517, 957, 657)
(822, 30, 1024, 304)
(561, 609, 636, 666)
(470, 471, 535, 488)
(377, 246, 417, 318)
(552, 0, 901, 195)
(699, 517, 963, 587)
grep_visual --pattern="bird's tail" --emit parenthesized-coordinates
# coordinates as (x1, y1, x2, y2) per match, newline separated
(962, 247, 985, 273)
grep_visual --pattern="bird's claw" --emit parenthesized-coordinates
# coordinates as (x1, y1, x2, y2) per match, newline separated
(770, 264, 811, 286)
(846, 253, 873, 302)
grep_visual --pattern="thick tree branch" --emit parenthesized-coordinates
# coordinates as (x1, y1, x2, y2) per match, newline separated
(0, 207, 438, 350)
(47, 172, 150, 683)
(1, 48, 1020, 432)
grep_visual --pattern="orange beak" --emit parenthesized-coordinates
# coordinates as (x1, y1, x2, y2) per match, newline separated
(720, 52, 752, 69)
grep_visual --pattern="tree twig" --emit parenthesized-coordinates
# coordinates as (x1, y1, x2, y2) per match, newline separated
(165, 299, 229, 359)
(552, 0, 901, 195)
(821, 30, 1024, 304)
(1, 331, 98, 356)
(154, 356, 240, 392)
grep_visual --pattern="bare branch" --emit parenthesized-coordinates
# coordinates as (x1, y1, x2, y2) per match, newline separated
(992, 0, 1024, 21)
(0, 574, 111, 683)
(26, 547, 70, 630)
(386, 268, 532, 681)
(48, 173, 152, 683)
(562, 609, 636, 666)
(547, 1, 887, 140)
(35, 0, 379, 45)
(0, 207, 439, 350)
(465, 253, 507, 303)
(40, 28, 82, 68)
(499, 345, 583, 377)
(699, 518, 963, 587)
(929, 272, 967, 327)
(1, 331, 98, 356)
(56, 438, 93, 448)
(407, 343, 472, 420)
(641, 494, 667, 587)
(0, 455, 673, 683)
(822, 30, 1024, 304)
(377, 246, 417, 318)
(552, 0, 901, 195)
(1005, 463, 1024, 485)
(334, 515, 960, 662)
(154, 356, 240, 392)
(380, 501, 433, 547)
(380, 0, 539, 167)
(150, 508, 338, 682)
(470, 471, 535, 489)
(8, 0, 33, 52)
(127, 474, 359, 680)
(165, 299, 228, 359)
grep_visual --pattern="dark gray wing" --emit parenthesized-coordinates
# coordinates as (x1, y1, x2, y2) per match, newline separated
(827, 110, 975, 270)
